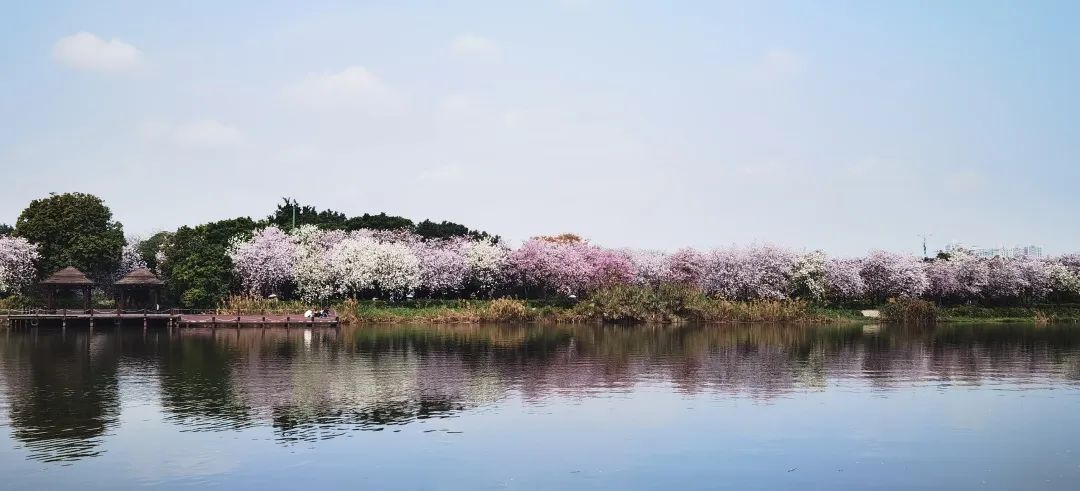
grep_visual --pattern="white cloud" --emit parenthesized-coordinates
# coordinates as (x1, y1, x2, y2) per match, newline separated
(282, 66, 400, 111)
(52, 32, 142, 73)
(748, 48, 807, 82)
(450, 34, 499, 58)
(137, 119, 242, 148)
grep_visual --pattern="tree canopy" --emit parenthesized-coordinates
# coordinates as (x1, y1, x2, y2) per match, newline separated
(158, 217, 258, 307)
(267, 198, 493, 240)
(14, 192, 124, 281)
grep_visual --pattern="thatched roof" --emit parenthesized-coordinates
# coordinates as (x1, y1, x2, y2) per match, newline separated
(41, 267, 94, 285)
(115, 268, 164, 286)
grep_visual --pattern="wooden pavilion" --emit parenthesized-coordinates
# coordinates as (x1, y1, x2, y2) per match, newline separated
(41, 267, 94, 310)
(115, 268, 165, 310)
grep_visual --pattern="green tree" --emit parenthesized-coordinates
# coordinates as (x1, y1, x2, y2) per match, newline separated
(14, 193, 125, 280)
(0, 223, 12, 236)
(267, 198, 415, 232)
(265, 198, 496, 240)
(345, 212, 414, 231)
(414, 219, 494, 241)
(137, 231, 173, 272)
(158, 217, 257, 307)
(267, 198, 348, 230)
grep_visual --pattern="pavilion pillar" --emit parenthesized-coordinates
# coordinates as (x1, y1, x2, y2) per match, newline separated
(84, 287, 92, 311)
(119, 288, 126, 311)
(47, 289, 55, 310)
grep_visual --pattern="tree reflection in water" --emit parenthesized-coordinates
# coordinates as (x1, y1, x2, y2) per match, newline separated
(0, 331, 120, 462)
(1, 322, 1080, 462)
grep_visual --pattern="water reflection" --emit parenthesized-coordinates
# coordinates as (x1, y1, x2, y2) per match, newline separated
(0, 331, 120, 462)
(1, 323, 1079, 463)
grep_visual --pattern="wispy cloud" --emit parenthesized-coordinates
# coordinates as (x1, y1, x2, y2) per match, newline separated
(52, 32, 142, 73)
(282, 66, 401, 111)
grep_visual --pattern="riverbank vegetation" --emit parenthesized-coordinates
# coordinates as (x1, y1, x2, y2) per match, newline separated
(2, 192, 1080, 325)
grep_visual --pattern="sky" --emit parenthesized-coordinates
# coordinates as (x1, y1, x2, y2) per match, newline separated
(1, 1, 1077, 256)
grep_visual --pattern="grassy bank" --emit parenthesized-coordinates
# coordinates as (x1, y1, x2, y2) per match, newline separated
(219, 286, 861, 324)
(936, 304, 1080, 323)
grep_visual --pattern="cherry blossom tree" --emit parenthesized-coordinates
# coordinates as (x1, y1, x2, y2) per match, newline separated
(464, 239, 509, 296)
(666, 248, 706, 286)
(824, 258, 866, 304)
(701, 244, 797, 300)
(859, 250, 928, 300)
(413, 238, 468, 295)
(228, 226, 298, 297)
(293, 225, 345, 302)
(116, 238, 148, 279)
(0, 236, 39, 294)
(331, 234, 420, 298)
(790, 251, 827, 301)
(625, 249, 671, 286)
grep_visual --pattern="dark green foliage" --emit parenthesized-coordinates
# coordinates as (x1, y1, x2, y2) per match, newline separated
(266, 197, 492, 239)
(345, 212, 414, 231)
(158, 217, 258, 308)
(267, 198, 350, 230)
(137, 231, 172, 272)
(415, 219, 495, 241)
(14, 192, 125, 281)
(268, 198, 413, 231)
(0, 223, 12, 236)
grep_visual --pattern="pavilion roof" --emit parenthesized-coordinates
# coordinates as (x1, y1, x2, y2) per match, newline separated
(41, 267, 94, 285)
(115, 268, 165, 286)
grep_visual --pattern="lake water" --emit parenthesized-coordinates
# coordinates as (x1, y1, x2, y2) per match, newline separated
(1, 322, 1079, 490)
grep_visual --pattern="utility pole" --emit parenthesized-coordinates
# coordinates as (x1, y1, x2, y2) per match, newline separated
(918, 233, 932, 259)
(287, 197, 296, 230)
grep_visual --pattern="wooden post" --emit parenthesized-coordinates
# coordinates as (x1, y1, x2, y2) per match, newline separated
(211, 316, 216, 329)
(285, 316, 290, 329)
(84, 286, 91, 311)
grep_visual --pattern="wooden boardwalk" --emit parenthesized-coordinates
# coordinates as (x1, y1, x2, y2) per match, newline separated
(2, 309, 340, 328)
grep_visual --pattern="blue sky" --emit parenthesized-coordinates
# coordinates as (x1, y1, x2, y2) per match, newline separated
(1, 1, 1077, 255)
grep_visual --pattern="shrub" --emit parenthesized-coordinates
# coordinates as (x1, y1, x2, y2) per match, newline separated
(880, 298, 937, 324)
(483, 298, 532, 322)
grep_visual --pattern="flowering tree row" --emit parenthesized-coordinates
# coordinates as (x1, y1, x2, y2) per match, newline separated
(227, 226, 1080, 305)
(229, 225, 509, 301)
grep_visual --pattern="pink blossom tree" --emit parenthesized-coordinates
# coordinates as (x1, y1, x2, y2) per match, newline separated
(624, 249, 671, 287)
(824, 258, 866, 304)
(413, 238, 468, 295)
(859, 250, 928, 300)
(0, 236, 39, 294)
(666, 248, 706, 286)
(229, 226, 298, 297)
(701, 244, 797, 300)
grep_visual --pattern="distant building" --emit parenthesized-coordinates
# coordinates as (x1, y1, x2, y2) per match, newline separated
(944, 243, 1043, 258)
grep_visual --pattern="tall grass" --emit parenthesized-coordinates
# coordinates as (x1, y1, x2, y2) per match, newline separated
(879, 298, 937, 324)
(570, 284, 830, 323)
